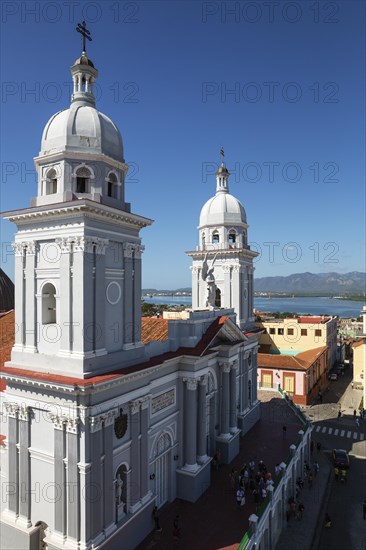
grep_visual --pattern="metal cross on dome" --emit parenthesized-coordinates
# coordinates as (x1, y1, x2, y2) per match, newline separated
(76, 21, 92, 52)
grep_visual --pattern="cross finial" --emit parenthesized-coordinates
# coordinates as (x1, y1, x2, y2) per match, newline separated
(76, 21, 92, 52)
(220, 147, 225, 164)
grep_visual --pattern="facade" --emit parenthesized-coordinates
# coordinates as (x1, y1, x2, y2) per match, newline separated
(352, 306, 366, 393)
(257, 316, 338, 372)
(257, 346, 328, 405)
(0, 42, 260, 550)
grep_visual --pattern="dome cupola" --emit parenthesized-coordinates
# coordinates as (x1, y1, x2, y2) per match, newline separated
(33, 22, 128, 210)
(199, 162, 247, 228)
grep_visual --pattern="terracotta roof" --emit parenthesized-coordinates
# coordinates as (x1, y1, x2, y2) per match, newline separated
(297, 316, 331, 324)
(258, 346, 327, 371)
(141, 317, 169, 344)
(0, 311, 14, 378)
(1, 315, 231, 389)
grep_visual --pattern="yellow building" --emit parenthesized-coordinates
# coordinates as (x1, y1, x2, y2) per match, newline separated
(352, 340, 364, 388)
(257, 316, 337, 371)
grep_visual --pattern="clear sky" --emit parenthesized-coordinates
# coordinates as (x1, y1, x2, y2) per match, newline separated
(1, 1, 365, 288)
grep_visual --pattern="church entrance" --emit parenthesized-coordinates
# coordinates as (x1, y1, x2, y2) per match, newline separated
(153, 433, 171, 508)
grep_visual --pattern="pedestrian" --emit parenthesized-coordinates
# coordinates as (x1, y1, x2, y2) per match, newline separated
(363, 500, 366, 520)
(325, 513, 331, 528)
(152, 506, 162, 532)
(173, 515, 181, 542)
(240, 493, 246, 508)
(351, 382, 354, 389)
(308, 471, 313, 488)
(334, 467, 339, 481)
(338, 410, 342, 419)
(236, 487, 245, 509)
(298, 502, 305, 519)
(282, 425, 287, 438)
(353, 409, 357, 417)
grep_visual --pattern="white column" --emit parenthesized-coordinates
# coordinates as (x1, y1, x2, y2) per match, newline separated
(24, 241, 38, 353)
(183, 378, 199, 471)
(229, 361, 239, 432)
(12, 242, 26, 349)
(197, 376, 208, 462)
(223, 265, 231, 309)
(191, 266, 199, 309)
(57, 238, 72, 356)
(220, 363, 231, 438)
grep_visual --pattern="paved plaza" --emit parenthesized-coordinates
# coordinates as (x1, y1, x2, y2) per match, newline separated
(137, 393, 303, 550)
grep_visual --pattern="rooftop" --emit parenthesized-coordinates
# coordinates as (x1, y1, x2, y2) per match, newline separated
(258, 346, 327, 371)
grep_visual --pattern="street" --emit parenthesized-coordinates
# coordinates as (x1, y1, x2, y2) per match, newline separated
(302, 369, 366, 550)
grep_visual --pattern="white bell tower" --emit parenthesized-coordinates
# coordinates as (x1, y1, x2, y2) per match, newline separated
(3, 37, 152, 378)
(187, 153, 258, 331)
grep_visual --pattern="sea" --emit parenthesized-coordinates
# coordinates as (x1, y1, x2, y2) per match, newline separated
(142, 295, 365, 319)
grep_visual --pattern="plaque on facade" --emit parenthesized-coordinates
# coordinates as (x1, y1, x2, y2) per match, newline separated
(151, 389, 175, 415)
(114, 413, 128, 439)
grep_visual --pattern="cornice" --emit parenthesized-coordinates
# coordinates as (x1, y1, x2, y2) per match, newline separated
(34, 150, 127, 172)
(186, 248, 259, 259)
(2, 200, 153, 230)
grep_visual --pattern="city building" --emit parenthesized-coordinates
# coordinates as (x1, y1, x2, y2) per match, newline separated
(257, 316, 338, 372)
(257, 346, 328, 405)
(352, 306, 366, 393)
(0, 38, 260, 550)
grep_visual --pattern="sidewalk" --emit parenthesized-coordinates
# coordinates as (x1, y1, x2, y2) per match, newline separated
(137, 396, 303, 550)
(275, 447, 331, 550)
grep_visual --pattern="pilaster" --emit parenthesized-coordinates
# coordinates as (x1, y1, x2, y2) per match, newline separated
(24, 241, 38, 353)
(219, 362, 231, 438)
(229, 360, 239, 432)
(183, 377, 199, 472)
(197, 376, 208, 462)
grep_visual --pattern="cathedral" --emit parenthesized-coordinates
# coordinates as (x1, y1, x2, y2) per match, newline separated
(0, 32, 260, 550)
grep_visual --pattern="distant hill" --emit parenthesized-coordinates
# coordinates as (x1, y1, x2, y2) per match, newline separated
(254, 272, 366, 295)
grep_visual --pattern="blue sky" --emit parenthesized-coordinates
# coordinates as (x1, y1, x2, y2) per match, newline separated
(1, 1, 365, 288)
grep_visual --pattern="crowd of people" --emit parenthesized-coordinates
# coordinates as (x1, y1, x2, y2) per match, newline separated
(230, 458, 284, 512)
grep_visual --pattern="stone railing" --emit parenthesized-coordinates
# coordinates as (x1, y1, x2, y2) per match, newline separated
(237, 392, 312, 550)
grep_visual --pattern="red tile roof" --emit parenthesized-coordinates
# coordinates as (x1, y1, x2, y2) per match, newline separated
(141, 317, 169, 344)
(258, 346, 327, 371)
(1, 315, 231, 388)
(297, 316, 331, 324)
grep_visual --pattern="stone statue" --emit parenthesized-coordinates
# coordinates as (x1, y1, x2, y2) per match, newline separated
(201, 253, 218, 309)
(115, 474, 123, 504)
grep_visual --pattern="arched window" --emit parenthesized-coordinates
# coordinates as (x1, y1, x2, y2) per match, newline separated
(42, 283, 56, 324)
(114, 463, 128, 516)
(242, 229, 247, 245)
(215, 288, 221, 307)
(202, 233, 206, 247)
(45, 168, 57, 195)
(212, 231, 220, 244)
(228, 231, 236, 245)
(107, 172, 118, 198)
(154, 433, 172, 458)
(75, 166, 91, 193)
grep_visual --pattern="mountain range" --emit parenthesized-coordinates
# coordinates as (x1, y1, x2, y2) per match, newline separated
(143, 272, 366, 296)
(254, 271, 366, 294)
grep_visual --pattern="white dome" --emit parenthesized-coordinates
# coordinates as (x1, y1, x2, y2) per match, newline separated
(41, 104, 124, 163)
(199, 192, 247, 227)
